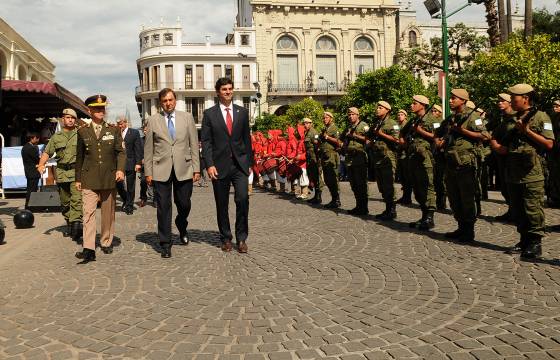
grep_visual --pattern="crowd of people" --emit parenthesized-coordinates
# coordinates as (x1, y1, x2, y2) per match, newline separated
(249, 85, 560, 261)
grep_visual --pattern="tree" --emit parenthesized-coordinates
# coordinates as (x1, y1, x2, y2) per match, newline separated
(457, 34, 560, 111)
(252, 113, 290, 133)
(482, 0, 501, 47)
(284, 97, 325, 130)
(533, 0, 560, 41)
(398, 23, 488, 77)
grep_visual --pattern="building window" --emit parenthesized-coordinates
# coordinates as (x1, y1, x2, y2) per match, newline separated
(214, 65, 222, 83)
(139, 38, 143, 49)
(354, 37, 373, 51)
(277, 35, 298, 50)
(241, 34, 250, 46)
(276, 35, 299, 91)
(225, 65, 234, 82)
(243, 97, 251, 110)
(143, 36, 149, 47)
(196, 64, 204, 89)
(152, 34, 160, 46)
(165, 65, 173, 88)
(316, 36, 337, 51)
(316, 36, 338, 90)
(242, 65, 250, 89)
(354, 37, 375, 75)
(185, 65, 193, 89)
(164, 33, 173, 45)
(409, 31, 418, 47)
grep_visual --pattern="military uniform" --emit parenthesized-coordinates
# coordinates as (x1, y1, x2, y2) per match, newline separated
(343, 112, 369, 215)
(304, 124, 322, 204)
(546, 107, 560, 207)
(369, 114, 400, 219)
(319, 120, 340, 208)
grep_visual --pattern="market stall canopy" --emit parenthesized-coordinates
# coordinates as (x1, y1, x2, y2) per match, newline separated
(0, 80, 89, 118)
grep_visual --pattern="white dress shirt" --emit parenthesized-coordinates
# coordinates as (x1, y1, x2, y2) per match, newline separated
(164, 111, 176, 128)
(121, 127, 129, 140)
(219, 103, 234, 125)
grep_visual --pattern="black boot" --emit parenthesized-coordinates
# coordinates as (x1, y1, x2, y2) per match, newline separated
(476, 199, 482, 217)
(409, 208, 426, 228)
(445, 222, 463, 239)
(325, 194, 340, 209)
(458, 221, 475, 243)
(71, 222, 83, 243)
(418, 210, 435, 230)
(375, 203, 389, 219)
(63, 221, 72, 237)
(378, 202, 396, 221)
(397, 192, 412, 205)
(75, 248, 96, 263)
(308, 190, 322, 205)
(436, 196, 446, 211)
(505, 235, 526, 254)
(521, 235, 542, 260)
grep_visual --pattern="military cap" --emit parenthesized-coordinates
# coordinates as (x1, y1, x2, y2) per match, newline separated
(397, 109, 408, 116)
(498, 93, 511, 102)
(432, 104, 443, 113)
(412, 95, 430, 106)
(554, 99, 560, 106)
(62, 108, 77, 119)
(451, 88, 469, 101)
(377, 101, 391, 110)
(302, 117, 313, 123)
(508, 83, 534, 95)
(323, 111, 334, 119)
(348, 107, 360, 115)
(466, 101, 476, 110)
(85, 94, 107, 107)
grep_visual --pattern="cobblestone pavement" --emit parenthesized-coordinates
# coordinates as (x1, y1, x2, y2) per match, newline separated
(0, 182, 560, 360)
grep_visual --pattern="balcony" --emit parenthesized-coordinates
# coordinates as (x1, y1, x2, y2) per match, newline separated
(135, 81, 256, 95)
(267, 82, 348, 96)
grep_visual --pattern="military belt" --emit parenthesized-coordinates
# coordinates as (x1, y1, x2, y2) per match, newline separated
(57, 163, 75, 170)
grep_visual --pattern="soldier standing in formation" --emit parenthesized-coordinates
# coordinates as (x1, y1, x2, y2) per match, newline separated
(395, 109, 412, 205)
(490, 84, 554, 259)
(368, 101, 400, 220)
(318, 112, 341, 208)
(37, 108, 83, 241)
(402, 95, 437, 230)
(431, 104, 447, 210)
(546, 99, 560, 208)
(303, 118, 322, 204)
(342, 107, 369, 215)
(436, 89, 488, 243)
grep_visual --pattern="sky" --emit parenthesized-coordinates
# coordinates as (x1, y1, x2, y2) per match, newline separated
(1, 0, 556, 128)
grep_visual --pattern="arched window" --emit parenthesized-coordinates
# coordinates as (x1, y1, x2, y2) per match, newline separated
(409, 31, 418, 47)
(276, 35, 299, 91)
(354, 36, 375, 75)
(316, 36, 337, 90)
(316, 36, 336, 51)
(30, 73, 39, 81)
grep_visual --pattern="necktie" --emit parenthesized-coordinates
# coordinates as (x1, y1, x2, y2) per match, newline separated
(94, 124, 101, 138)
(225, 108, 233, 135)
(167, 114, 176, 140)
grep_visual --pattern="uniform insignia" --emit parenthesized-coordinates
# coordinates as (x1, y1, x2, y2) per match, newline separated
(363, 125, 370, 132)
(544, 123, 553, 131)
(433, 122, 441, 129)
(474, 119, 483, 126)
(393, 125, 400, 130)
(102, 133, 115, 141)
(314, 135, 319, 139)
(96, 96, 103, 104)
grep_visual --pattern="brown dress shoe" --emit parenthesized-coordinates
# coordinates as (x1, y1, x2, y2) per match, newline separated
(139, 199, 146, 208)
(237, 241, 248, 254)
(221, 240, 233, 252)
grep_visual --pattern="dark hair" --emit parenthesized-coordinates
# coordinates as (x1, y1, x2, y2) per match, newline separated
(26, 132, 40, 141)
(158, 88, 176, 101)
(215, 77, 234, 92)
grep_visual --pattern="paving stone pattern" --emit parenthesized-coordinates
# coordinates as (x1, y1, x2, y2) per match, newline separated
(0, 183, 559, 359)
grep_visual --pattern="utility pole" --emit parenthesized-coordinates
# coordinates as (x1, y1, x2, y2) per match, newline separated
(498, 0, 508, 42)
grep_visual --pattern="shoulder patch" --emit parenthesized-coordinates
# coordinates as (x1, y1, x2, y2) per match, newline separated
(544, 122, 553, 131)
(474, 119, 483, 126)
(363, 125, 370, 132)
(393, 125, 400, 130)
(433, 122, 441, 129)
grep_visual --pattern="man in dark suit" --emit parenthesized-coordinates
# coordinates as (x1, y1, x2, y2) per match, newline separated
(21, 132, 41, 209)
(201, 77, 253, 253)
(116, 117, 143, 215)
(144, 88, 200, 259)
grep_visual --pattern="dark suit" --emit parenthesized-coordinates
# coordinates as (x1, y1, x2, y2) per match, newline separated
(22, 142, 40, 208)
(117, 128, 143, 210)
(201, 103, 252, 243)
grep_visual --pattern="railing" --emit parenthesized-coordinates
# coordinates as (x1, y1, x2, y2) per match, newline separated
(135, 81, 256, 94)
(267, 82, 348, 94)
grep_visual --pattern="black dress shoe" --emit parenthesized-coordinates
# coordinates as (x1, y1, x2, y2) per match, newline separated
(161, 247, 172, 258)
(101, 246, 113, 254)
(179, 232, 190, 246)
(75, 248, 96, 264)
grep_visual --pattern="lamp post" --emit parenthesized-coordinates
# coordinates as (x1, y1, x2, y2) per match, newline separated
(318, 76, 330, 107)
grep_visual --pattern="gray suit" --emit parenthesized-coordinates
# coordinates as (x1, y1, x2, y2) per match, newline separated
(144, 110, 200, 247)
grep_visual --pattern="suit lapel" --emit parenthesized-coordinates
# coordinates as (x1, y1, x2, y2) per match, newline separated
(159, 112, 172, 144)
(213, 105, 230, 137)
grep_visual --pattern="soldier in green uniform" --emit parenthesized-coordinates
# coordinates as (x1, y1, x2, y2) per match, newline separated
(466, 101, 488, 216)
(395, 109, 413, 205)
(37, 108, 83, 240)
(318, 111, 341, 208)
(490, 84, 555, 259)
(435, 89, 488, 243)
(368, 101, 400, 220)
(341, 107, 369, 215)
(487, 93, 516, 221)
(401, 95, 437, 230)
(303, 117, 322, 204)
(546, 99, 560, 208)
(431, 104, 447, 210)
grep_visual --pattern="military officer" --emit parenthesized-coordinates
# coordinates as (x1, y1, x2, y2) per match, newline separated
(37, 108, 83, 241)
(490, 84, 554, 259)
(75, 95, 126, 263)
(401, 95, 437, 230)
(546, 99, 560, 208)
(303, 118, 322, 204)
(395, 109, 413, 205)
(431, 104, 447, 210)
(318, 112, 341, 208)
(342, 107, 369, 215)
(368, 101, 400, 220)
(435, 89, 488, 243)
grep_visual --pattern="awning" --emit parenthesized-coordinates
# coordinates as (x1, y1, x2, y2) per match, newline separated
(0, 80, 89, 118)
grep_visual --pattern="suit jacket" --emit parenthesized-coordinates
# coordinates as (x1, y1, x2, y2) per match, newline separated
(21, 143, 40, 179)
(201, 104, 252, 179)
(75, 122, 126, 190)
(144, 110, 200, 182)
(123, 128, 143, 171)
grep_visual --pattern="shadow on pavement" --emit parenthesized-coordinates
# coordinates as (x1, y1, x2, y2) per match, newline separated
(135, 229, 223, 255)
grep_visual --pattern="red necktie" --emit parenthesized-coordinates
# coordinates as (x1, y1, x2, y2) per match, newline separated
(225, 108, 233, 135)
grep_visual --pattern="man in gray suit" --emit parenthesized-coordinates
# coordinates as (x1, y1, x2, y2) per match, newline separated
(144, 88, 200, 258)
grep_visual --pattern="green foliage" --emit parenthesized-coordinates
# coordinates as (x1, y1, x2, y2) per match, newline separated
(336, 65, 437, 126)
(284, 98, 325, 130)
(533, 1, 560, 41)
(457, 34, 560, 109)
(252, 113, 290, 133)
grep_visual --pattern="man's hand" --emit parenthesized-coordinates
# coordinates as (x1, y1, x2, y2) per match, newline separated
(116, 170, 125, 182)
(135, 164, 142, 172)
(193, 172, 201, 182)
(37, 164, 46, 175)
(146, 175, 153, 186)
(207, 166, 218, 180)
(75, 182, 82, 191)
(515, 119, 528, 133)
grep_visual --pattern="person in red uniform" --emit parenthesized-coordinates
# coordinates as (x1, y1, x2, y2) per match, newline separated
(275, 130, 288, 193)
(265, 130, 278, 191)
(286, 126, 298, 195)
(295, 124, 309, 199)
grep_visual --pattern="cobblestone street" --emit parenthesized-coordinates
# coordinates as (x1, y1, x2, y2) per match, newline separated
(0, 183, 559, 360)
